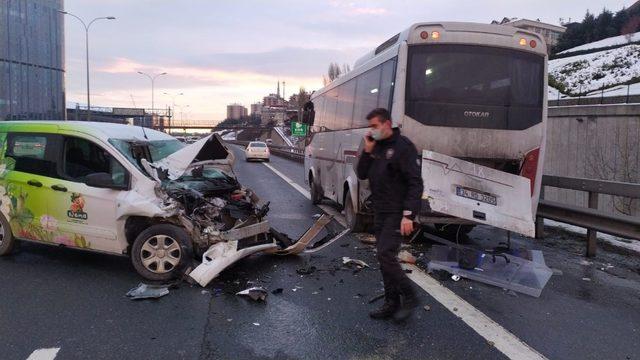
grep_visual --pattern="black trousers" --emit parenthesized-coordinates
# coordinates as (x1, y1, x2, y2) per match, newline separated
(374, 212, 414, 303)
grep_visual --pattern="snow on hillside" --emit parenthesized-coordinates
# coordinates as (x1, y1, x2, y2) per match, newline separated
(549, 43, 640, 94)
(558, 32, 640, 55)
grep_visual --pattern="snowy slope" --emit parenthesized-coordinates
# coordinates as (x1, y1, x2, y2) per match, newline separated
(558, 32, 640, 55)
(549, 43, 640, 94)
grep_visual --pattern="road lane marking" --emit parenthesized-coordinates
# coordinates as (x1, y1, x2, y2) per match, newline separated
(261, 162, 347, 227)
(27, 348, 60, 360)
(404, 264, 547, 360)
(261, 158, 547, 360)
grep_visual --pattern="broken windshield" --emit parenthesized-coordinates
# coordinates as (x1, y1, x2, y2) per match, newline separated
(109, 138, 184, 174)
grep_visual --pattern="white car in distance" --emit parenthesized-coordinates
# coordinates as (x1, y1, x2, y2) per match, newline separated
(245, 141, 270, 162)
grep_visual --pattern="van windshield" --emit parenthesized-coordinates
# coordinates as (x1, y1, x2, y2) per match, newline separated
(109, 138, 184, 172)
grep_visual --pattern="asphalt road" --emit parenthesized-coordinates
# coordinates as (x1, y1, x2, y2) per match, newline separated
(0, 145, 639, 360)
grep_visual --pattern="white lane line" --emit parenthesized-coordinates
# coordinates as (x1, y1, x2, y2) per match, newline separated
(261, 162, 347, 227)
(27, 348, 60, 360)
(404, 264, 547, 360)
(261, 160, 546, 360)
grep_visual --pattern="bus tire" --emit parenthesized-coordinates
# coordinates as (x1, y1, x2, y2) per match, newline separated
(345, 189, 367, 232)
(435, 224, 475, 239)
(309, 174, 322, 205)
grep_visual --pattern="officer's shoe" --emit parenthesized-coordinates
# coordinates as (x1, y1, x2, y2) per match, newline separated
(394, 289, 420, 322)
(369, 301, 399, 319)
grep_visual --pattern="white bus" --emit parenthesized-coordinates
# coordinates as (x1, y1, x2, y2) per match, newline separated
(303, 22, 547, 237)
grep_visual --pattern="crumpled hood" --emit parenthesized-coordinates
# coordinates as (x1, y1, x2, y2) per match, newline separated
(144, 133, 234, 181)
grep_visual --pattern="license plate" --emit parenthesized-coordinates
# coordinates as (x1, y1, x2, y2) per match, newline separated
(456, 186, 497, 206)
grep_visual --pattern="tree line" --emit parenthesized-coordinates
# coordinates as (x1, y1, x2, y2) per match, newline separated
(553, 6, 640, 54)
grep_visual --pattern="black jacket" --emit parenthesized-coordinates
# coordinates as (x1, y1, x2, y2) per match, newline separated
(356, 128, 423, 216)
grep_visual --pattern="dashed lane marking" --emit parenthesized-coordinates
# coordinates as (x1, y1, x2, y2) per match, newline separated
(27, 348, 60, 360)
(261, 159, 547, 360)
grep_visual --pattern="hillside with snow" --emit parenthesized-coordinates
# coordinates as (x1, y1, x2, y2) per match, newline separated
(549, 32, 640, 96)
(557, 32, 640, 55)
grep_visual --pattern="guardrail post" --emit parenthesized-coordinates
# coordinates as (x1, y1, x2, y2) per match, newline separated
(535, 186, 545, 239)
(586, 191, 599, 257)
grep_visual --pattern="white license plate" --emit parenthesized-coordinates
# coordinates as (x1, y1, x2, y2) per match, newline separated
(456, 186, 497, 206)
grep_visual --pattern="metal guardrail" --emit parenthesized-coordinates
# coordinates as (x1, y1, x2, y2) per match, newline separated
(536, 175, 640, 257)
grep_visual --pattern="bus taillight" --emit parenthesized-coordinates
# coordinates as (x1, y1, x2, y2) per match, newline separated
(520, 148, 540, 196)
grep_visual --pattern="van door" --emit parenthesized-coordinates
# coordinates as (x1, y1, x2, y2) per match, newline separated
(2, 133, 59, 242)
(45, 135, 129, 254)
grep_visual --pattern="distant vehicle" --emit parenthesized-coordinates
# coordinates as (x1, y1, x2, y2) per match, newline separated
(265, 139, 273, 144)
(303, 22, 547, 236)
(245, 141, 270, 162)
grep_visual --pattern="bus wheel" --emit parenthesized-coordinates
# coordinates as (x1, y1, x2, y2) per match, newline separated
(435, 224, 475, 240)
(309, 175, 322, 205)
(345, 190, 367, 232)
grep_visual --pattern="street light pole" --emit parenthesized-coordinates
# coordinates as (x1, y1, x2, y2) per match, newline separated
(163, 91, 183, 127)
(59, 11, 115, 121)
(138, 71, 167, 114)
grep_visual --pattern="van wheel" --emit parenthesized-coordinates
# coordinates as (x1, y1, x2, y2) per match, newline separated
(309, 175, 322, 205)
(0, 212, 15, 256)
(131, 224, 193, 282)
(345, 190, 367, 232)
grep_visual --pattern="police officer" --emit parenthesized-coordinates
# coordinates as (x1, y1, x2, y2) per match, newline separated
(356, 108, 423, 320)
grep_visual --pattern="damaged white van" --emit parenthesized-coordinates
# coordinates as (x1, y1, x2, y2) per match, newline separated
(0, 121, 316, 283)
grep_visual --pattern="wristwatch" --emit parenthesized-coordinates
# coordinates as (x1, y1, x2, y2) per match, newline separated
(403, 210, 415, 221)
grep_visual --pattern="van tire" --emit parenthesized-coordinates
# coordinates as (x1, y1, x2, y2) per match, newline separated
(131, 224, 193, 282)
(309, 174, 322, 205)
(344, 189, 367, 232)
(0, 212, 15, 256)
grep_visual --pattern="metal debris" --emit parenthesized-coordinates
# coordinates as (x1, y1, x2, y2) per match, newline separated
(296, 266, 317, 275)
(236, 286, 268, 301)
(126, 283, 170, 300)
(342, 257, 369, 269)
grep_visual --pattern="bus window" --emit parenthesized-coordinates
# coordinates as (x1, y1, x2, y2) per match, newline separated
(335, 79, 356, 130)
(324, 88, 338, 130)
(378, 59, 397, 109)
(312, 96, 325, 131)
(353, 65, 382, 128)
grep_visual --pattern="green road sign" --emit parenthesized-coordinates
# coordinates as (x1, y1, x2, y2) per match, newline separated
(291, 121, 308, 137)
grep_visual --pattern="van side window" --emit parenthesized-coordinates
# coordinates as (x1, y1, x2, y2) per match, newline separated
(5, 133, 57, 177)
(62, 136, 128, 187)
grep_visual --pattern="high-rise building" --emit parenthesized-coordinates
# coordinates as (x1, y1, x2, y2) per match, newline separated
(0, 0, 66, 120)
(226, 103, 247, 120)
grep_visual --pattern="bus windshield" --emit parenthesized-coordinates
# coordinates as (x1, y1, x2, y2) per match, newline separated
(406, 44, 544, 130)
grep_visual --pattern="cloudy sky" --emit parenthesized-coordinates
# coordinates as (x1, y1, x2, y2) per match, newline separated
(63, 0, 632, 123)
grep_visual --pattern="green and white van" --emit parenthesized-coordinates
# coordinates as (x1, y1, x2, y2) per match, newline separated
(0, 121, 274, 282)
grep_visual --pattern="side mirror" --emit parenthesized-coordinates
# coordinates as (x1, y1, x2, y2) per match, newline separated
(85, 172, 116, 189)
(302, 101, 315, 126)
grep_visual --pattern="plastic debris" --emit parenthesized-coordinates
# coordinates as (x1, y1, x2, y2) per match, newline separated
(398, 250, 416, 264)
(236, 287, 268, 301)
(451, 275, 461, 281)
(126, 283, 170, 300)
(342, 257, 369, 269)
(423, 305, 431, 311)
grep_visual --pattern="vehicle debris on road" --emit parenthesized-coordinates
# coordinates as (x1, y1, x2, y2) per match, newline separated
(398, 250, 417, 264)
(236, 287, 268, 301)
(126, 283, 170, 300)
(342, 257, 370, 269)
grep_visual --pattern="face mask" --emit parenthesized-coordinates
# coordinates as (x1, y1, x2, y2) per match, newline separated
(370, 128, 383, 141)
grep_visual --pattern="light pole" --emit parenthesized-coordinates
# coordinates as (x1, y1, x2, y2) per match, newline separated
(59, 11, 115, 121)
(138, 71, 167, 114)
(163, 91, 183, 127)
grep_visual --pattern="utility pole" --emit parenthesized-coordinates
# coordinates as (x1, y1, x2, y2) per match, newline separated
(59, 11, 115, 121)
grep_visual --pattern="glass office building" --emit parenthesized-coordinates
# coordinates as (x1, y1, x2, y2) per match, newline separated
(0, 0, 65, 120)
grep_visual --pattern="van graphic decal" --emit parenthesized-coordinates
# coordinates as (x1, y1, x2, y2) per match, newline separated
(67, 193, 88, 220)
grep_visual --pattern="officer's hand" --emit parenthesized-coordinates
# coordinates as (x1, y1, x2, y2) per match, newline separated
(363, 133, 375, 153)
(400, 217, 414, 236)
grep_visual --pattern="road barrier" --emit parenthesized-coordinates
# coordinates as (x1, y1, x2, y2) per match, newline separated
(536, 175, 640, 257)
(226, 140, 640, 257)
